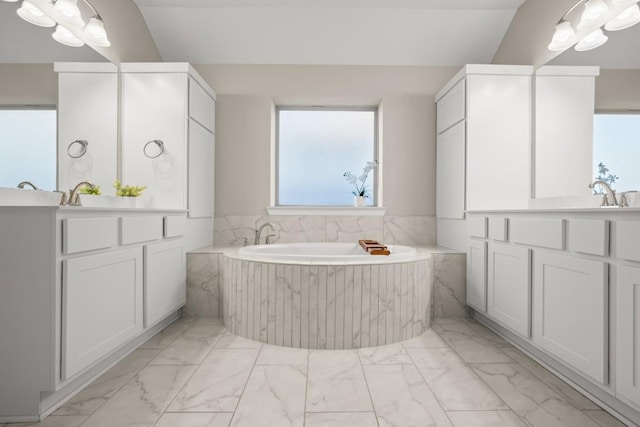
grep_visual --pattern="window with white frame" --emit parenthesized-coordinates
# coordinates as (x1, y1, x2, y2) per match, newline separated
(0, 108, 57, 190)
(276, 107, 378, 206)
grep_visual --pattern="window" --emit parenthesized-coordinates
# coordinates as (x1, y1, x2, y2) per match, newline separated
(593, 113, 640, 192)
(277, 107, 378, 206)
(0, 108, 57, 190)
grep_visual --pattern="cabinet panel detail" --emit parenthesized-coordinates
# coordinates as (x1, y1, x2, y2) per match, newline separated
(145, 239, 186, 327)
(164, 215, 186, 238)
(121, 216, 163, 245)
(568, 219, 609, 256)
(467, 239, 488, 312)
(510, 218, 564, 250)
(189, 78, 215, 132)
(62, 248, 143, 380)
(616, 265, 640, 406)
(63, 217, 118, 255)
(487, 242, 531, 337)
(616, 221, 640, 262)
(489, 217, 508, 242)
(467, 216, 487, 238)
(188, 119, 215, 218)
(436, 122, 465, 219)
(436, 79, 465, 134)
(533, 252, 608, 384)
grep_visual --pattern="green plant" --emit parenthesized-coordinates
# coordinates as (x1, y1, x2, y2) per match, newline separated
(113, 180, 146, 197)
(79, 185, 101, 195)
(593, 162, 619, 194)
(343, 160, 379, 198)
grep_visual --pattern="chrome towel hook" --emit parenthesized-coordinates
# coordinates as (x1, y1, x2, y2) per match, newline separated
(143, 139, 165, 158)
(67, 139, 88, 158)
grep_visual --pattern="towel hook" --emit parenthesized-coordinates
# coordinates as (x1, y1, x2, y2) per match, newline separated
(143, 139, 165, 158)
(67, 140, 88, 158)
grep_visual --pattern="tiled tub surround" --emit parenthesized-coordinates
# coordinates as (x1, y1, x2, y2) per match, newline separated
(186, 246, 468, 324)
(222, 250, 431, 349)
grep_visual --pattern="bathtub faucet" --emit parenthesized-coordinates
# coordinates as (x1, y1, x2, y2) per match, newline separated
(255, 222, 275, 245)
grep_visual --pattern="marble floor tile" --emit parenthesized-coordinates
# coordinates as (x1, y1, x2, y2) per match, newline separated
(401, 328, 449, 348)
(214, 333, 263, 349)
(150, 327, 225, 366)
(358, 343, 413, 365)
(306, 350, 373, 412)
(229, 365, 306, 427)
(364, 364, 452, 427)
(407, 347, 507, 411)
(501, 347, 599, 410)
(9, 416, 87, 427)
(472, 363, 602, 427)
(583, 410, 628, 427)
(81, 365, 196, 427)
(447, 410, 526, 427)
(183, 318, 226, 336)
(54, 349, 160, 415)
(304, 412, 379, 427)
(154, 413, 233, 427)
(138, 316, 196, 350)
(433, 322, 513, 364)
(168, 348, 260, 412)
(463, 318, 514, 348)
(256, 344, 308, 366)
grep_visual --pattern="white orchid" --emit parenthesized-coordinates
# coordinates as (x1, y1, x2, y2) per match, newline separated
(343, 160, 379, 198)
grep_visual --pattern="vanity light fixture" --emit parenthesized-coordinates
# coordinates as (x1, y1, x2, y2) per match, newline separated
(2, 0, 110, 48)
(549, 0, 640, 52)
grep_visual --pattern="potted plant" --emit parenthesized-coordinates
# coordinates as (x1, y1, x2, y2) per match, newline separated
(343, 160, 378, 207)
(114, 180, 146, 208)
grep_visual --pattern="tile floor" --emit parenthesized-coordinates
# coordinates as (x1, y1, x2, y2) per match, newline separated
(5, 317, 628, 427)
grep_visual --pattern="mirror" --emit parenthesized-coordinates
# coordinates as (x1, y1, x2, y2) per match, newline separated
(535, 17, 640, 200)
(0, 1, 109, 194)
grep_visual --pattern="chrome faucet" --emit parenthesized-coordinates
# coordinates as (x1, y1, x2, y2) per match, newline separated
(54, 190, 68, 206)
(589, 180, 618, 207)
(17, 181, 40, 190)
(254, 222, 275, 245)
(68, 181, 95, 206)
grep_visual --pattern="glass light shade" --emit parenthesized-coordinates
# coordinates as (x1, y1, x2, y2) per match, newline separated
(548, 21, 578, 51)
(83, 17, 110, 47)
(53, 0, 84, 26)
(575, 28, 608, 51)
(16, 0, 55, 27)
(52, 24, 85, 47)
(612, 0, 640, 5)
(605, 4, 640, 30)
(578, 0, 610, 29)
(2, 0, 20, 2)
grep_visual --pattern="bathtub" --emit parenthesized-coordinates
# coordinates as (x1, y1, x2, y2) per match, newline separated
(223, 242, 431, 349)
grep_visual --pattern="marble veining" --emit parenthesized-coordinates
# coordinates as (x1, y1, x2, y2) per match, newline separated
(432, 253, 470, 318)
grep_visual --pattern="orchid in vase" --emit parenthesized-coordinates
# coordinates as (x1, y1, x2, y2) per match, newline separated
(343, 160, 379, 207)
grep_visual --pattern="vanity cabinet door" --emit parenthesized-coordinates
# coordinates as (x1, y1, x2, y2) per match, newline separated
(62, 248, 143, 380)
(533, 252, 608, 384)
(616, 265, 640, 406)
(188, 119, 215, 218)
(467, 239, 487, 312)
(436, 121, 465, 219)
(145, 239, 186, 327)
(487, 242, 531, 338)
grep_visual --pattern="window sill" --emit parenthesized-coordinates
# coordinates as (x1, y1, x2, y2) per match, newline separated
(266, 206, 387, 216)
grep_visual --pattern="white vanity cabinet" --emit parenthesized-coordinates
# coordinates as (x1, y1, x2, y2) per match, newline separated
(121, 63, 216, 217)
(467, 239, 487, 312)
(55, 63, 118, 195)
(616, 265, 640, 407)
(145, 239, 186, 327)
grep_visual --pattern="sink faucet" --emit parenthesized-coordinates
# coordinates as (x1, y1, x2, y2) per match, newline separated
(254, 222, 275, 245)
(17, 181, 40, 190)
(68, 181, 95, 206)
(589, 180, 618, 207)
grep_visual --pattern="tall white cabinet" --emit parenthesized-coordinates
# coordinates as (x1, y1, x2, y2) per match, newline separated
(55, 63, 118, 195)
(121, 63, 216, 217)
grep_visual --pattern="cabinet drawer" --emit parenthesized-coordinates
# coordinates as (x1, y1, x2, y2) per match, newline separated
(488, 217, 508, 242)
(437, 79, 465, 133)
(189, 78, 215, 132)
(616, 221, 640, 262)
(164, 215, 186, 238)
(63, 217, 118, 255)
(510, 218, 564, 249)
(568, 219, 609, 256)
(121, 216, 163, 245)
(62, 248, 144, 380)
(467, 216, 487, 238)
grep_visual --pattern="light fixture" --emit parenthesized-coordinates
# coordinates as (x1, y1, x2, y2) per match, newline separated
(6, 0, 110, 48)
(575, 28, 609, 50)
(604, 4, 640, 30)
(549, 0, 640, 53)
(16, 0, 55, 27)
